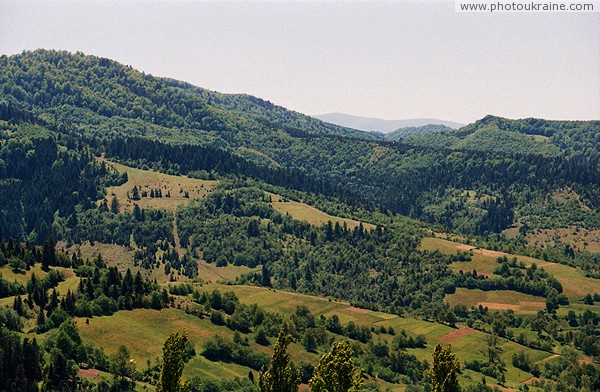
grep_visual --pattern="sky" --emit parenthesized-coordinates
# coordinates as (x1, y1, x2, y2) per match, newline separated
(1, 1, 599, 124)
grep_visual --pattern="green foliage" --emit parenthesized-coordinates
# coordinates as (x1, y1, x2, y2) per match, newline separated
(429, 344, 459, 392)
(309, 340, 363, 392)
(156, 332, 191, 392)
(202, 335, 269, 371)
(110, 345, 136, 391)
(258, 327, 301, 392)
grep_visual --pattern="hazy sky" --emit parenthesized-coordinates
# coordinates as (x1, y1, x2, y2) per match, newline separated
(1, 1, 599, 123)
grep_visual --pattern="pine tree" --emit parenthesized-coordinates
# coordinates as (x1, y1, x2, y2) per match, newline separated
(131, 185, 141, 200)
(309, 340, 363, 392)
(12, 295, 24, 316)
(110, 195, 120, 214)
(41, 233, 56, 271)
(156, 332, 190, 392)
(429, 344, 460, 392)
(36, 308, 46, 332)
(258, 326, 301, 392)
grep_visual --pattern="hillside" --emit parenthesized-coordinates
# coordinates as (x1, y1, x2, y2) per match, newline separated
(0, 49, 599, 392)
(2, 50, 599, 239)
(405, 115, 599, 159)
(384, 124, 454, 141)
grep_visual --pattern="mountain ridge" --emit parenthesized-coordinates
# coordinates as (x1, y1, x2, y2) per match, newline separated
(312, 112, 465, 133)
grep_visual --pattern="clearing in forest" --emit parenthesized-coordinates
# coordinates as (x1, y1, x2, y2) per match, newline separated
(101, 159, 218, 212)
(268, 193, 375, 230)
(445, 288, 546, 314)
(420, 237, 599, 298)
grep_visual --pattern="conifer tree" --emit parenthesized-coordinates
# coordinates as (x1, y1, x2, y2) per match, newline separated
(110, 195, 120, 214)
(12, 295, 24, 316)
(36, 308, 46, 332)
(42, 233, 56, 271)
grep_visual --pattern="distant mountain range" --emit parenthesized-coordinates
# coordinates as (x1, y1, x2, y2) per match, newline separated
(312, 112, 464, 134)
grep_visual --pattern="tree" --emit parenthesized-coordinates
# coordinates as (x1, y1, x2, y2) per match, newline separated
(309, 341, 363, 392)
(131, 185, 141, 200)
(110, 345, 135, 391)
(258, 326, 301, 392)
(156, 332, 190, 392)
(429, 344, 460, 392)
(42, 233, 56, 271)
(110, 195, 120, 214)
(36, 308, 46, 332)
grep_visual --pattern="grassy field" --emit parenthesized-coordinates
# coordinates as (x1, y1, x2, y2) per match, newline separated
(76, 308, 254, 380)
(504, 226, 600, 254)
(199, 283, 394, 325)
(72, 281, 559, 390)
(268, 193, 376, 231)
(0, 263, 48, 283)
(102, 159, 218, 212)
(446, 288, 546, 314)
(420, 237, 599, 298)
(196, 261, 261, 284)
(58, 241, 137, 271)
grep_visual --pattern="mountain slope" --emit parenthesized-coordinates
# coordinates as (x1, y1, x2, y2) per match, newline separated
(313, 112, 464, 133)
(1, 50, 599, 238)
(405, 114, 599, 159)
(0, 50, 374, 146)
(384, 124, 453, 141)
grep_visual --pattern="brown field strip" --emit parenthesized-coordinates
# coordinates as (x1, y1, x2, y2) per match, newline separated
(438, 327, 476, 344)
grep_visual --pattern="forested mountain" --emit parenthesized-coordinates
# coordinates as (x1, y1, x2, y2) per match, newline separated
(1, 50, 599, 237)
(406, 115, 600, 160)
(0, 49, 600, 392)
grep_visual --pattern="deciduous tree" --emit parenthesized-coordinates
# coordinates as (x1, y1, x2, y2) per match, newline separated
(309, 340, 363, 392)
(156, 332, 190, 392)
(258, 326, 301, 392)
(429, 344, 460, 392)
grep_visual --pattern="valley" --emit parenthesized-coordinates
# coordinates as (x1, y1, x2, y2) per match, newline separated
(0, 50, 598, 392)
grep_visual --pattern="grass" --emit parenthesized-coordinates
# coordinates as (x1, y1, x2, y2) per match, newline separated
(102, 159, 218, 212)
(74, 282, 557, 390)
(446, 288, 546, 314)
(196, 261, 261, 284)
(77, 308, 251, 380)
(504, 226, 600, 254)
(420, 237, 599, 298)
(76, 306, 318, 381)
(0, 263, 48, 284)
(268, 192, 376, 231)
(200, 283, 390, 325)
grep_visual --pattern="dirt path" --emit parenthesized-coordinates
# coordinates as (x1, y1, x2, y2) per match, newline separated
(438, 327, 476, 344)
(535, 354, 560, 364)
(78, 368, 101, 380)
(346, 306, 370, 314)
(478, 302, 521, 311)
(172, 216, 185, 258)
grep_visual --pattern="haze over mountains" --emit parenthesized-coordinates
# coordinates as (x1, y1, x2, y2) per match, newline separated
(312, 112, 465, 134)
